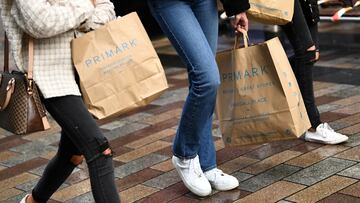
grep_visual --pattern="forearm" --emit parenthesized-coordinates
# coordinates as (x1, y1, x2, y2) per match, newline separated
(12, 0, 94, 38)
(78, 0, 116, 31)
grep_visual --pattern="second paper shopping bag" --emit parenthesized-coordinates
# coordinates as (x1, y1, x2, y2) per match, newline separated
(216, 35, 310, 146)
(247, 0, 294, 25)
(72, 12, 168, 119)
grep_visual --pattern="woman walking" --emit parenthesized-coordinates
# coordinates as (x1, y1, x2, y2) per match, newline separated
(281, 0, 348, 144)
(147, 0, 250, 196)
(0, 0, 121, 202)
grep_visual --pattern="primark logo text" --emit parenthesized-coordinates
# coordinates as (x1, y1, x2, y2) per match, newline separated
(85, 39, 137, 67)
(222, 66, 268, 82)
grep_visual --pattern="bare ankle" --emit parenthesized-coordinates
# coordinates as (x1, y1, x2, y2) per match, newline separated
(308, 128, 316, 132)
(27, 194, 37, 203)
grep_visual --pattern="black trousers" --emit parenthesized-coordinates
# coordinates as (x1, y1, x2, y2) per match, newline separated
(281, 0, 322, 129)
(32, 96, 120, 203)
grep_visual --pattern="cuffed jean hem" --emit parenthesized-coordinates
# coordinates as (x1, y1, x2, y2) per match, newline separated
(172, 152, 198, 160)
(202, 165, 217, 172)
(172, 152, 217, 172)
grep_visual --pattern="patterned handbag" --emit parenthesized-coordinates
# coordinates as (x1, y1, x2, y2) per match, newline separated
(0, 34, 50, 135)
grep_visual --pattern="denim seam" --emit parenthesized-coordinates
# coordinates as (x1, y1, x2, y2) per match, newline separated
(173, 152, 197, 160)
(156, 11, 200, 158)
(156, 10, 197, 72)
(96, 158, 109, 203)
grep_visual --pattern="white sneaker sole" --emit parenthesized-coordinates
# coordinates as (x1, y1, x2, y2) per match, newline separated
(304, 136, 348, 145)
(213, 182, 239, 191)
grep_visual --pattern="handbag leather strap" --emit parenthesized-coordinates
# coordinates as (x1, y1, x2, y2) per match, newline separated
(27, 37, 34, 81)
(3, 33, 34, 80)
(4, 34, 9, 72)
(1, 34, 14, 110)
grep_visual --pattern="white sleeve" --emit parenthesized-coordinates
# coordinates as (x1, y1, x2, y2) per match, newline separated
(12, 0, 94, 38)
(79, 0, 116, 31)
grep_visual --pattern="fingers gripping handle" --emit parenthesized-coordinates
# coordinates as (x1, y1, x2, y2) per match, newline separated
(233, 30, 249, 50)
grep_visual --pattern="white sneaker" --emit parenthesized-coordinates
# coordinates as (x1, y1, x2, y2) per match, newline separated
(19, 194, 30, 203)
(304, 123, 348, 144)
(204, 168, 239, 191)
(172, 155, 212, 197)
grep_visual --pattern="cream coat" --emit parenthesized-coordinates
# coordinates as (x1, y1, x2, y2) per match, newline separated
(0, 0, 116, 98)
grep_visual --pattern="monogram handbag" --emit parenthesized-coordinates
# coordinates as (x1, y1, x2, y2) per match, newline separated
(0, 34, 50, 135)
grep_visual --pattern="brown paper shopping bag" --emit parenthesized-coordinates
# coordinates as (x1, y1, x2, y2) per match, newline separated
(247, 0, 294, 25)
(216, 34, 311, 146)
(72, 12, 168, 119)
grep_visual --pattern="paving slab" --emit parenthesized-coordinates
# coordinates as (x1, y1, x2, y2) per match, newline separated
(285, 157, 356, 186)
(1, 21, 360, 202)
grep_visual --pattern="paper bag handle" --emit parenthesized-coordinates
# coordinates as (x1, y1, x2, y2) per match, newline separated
(234, 30, 249, 49)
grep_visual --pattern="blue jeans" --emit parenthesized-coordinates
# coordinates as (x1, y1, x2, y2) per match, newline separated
(148, 0, 219, 171)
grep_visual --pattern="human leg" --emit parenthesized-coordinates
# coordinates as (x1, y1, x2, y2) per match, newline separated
(148, 0, 226, 196)
(30, 131, 83, 203)
(191, 0, 239, 190)
(148, 0, 220, 168)
(281, 0, 348, 144)
(30, 96, 120, 203)
(281, 0, 322, 129)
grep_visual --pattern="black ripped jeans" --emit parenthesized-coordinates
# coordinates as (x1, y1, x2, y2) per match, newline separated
(31, 96, 120, 203)
(281, 0, 322, 129)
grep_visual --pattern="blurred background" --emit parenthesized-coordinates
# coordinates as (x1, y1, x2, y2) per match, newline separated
(109, 0, 360, 84)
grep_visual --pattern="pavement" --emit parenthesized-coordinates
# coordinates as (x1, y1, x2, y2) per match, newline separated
(1, 16, 360, 203)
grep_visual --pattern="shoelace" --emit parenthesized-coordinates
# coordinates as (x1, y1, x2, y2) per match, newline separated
(319, 123, 335, 138)
(213, 169, 225, 178)
(190, 158, 203, 178)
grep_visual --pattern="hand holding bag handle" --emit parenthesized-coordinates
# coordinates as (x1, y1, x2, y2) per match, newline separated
(234, 29, 249, 50)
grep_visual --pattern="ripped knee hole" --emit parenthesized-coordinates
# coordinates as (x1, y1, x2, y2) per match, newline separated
(102, 148, 113, 157)
(306, 50, 317, 62)
(315, 50, 320, 61)
(70, 155, 84, 166)
(306, 45, 319, 62)
(307, 46, 316, 51)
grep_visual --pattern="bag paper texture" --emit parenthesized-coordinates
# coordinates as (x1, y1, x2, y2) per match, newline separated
(216, 37, 311, 146)
(72, 12, 168, 119)
(247, 0, 294, 25)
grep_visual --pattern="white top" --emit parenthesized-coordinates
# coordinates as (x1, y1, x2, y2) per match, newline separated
(0, 0, 116, 98)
